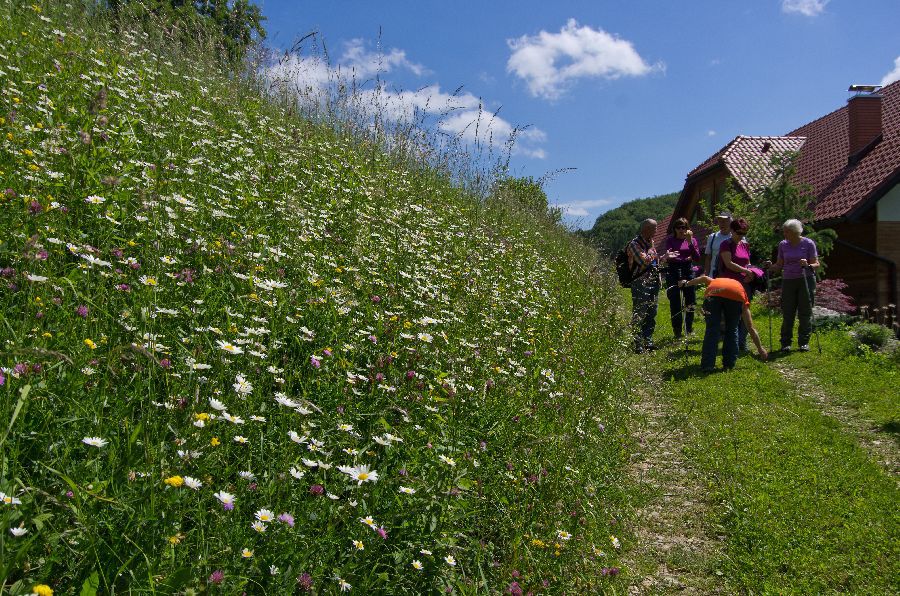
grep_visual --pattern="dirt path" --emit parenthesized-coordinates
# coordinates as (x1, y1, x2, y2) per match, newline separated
(625, 375, 726, 595)
(772, 361, 899, 479)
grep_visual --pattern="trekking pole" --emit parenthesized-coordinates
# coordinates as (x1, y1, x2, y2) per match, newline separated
(802, 265, 822, 354)
(766, 274, 773, 353)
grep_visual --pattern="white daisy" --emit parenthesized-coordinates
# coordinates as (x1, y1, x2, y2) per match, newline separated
(82, 436, 108, 448)
(217, 340, 243, 354)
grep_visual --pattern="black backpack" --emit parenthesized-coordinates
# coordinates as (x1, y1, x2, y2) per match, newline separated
(615, 243, 638, 288)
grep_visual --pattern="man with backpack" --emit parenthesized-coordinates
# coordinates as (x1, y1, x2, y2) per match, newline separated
(622, 219, 676, 353)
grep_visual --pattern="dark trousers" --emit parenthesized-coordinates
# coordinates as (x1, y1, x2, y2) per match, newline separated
(701, 296, 742, 370)
(631, 273, 660, 347)
(665, 263, 696, 337)
(781, 276, 815, 347)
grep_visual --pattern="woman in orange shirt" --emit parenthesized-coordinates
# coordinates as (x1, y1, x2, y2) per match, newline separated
(679, 275, 768, 372)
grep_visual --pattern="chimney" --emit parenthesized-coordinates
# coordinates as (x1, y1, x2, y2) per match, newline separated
(847, 84, 883, 159)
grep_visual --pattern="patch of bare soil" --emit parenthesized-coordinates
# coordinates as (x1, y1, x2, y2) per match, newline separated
(624, 377, 726, 595)
(772, 361, 899, 479)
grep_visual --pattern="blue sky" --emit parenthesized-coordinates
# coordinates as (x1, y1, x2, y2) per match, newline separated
(258, 0, 900, 228)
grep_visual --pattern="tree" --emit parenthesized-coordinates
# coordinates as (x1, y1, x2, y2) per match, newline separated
(714, 151, 836, 270)
(106, 0, 266, 62)
(583, 192, 679, 254)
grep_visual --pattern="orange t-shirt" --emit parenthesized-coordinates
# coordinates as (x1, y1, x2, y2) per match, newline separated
(704, 277, 749, 306)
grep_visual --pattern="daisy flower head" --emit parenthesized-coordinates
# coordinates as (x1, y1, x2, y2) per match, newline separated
(289, 466, 305, 480)
(214, 491, 235, 510)
(399, 486, 416, 494)
(338, 464, 379, 486)
(255, 508, 275, 523)
(233, 435, 248, 444)
(557, 530, 572, 541)
(439, 455, 456, 467)
(82, 436, 108, 448)
(1, 492, 23, 506)
(209, 398, 227, 411)
(10, 526, 28, 537)
(233, 373, 253, 395)
(444, 554, 457, 566)
(139, 275, 157, 286)
(85, 195, 105, 205)
(411, 560, 423, 570)
(251, 521, 267, 533)
(217, 340, 243, 354)
(359, 515, 376, 528)
(337, 578, 351, 592)
(351, 539, 364, 551)
(241, 548, 253, 558)
(183, 476, 202, 490)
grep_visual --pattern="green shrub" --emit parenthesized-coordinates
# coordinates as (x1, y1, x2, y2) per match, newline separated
(853, 323, 892, 349)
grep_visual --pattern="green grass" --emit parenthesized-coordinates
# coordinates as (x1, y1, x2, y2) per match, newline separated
(786, 324, 899, 436)
(644, 291, 900, 593)
(0, 2, 633, 593)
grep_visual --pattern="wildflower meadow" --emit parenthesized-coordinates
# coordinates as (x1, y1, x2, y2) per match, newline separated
(0, 1, 634, 592)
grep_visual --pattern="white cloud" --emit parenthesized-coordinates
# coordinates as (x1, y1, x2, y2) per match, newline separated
(506, 19, 660, 100)
(707, 130, 717, 137)
(881, 56, 900, 87)
(555, 199, 612, 217)
(339, 39, 429, 79)
(438, 110, 547, 158)
(264, 47, 547, 159)
(781, 0, 829, 17)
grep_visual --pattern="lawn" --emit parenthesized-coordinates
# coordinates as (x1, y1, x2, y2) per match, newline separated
(637, 288, 900, 593)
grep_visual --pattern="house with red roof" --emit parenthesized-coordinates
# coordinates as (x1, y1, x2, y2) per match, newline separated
(657, 80, 900, 307)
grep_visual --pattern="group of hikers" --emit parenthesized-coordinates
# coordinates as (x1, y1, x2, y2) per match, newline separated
(624, 212, 819, 372)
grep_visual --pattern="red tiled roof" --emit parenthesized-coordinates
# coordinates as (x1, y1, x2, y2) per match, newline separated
(798, 79, 900, 221)
(652, 212, 673, 249)
(681, 79, 900, 223)
(686, 136, 806, 188)
(722, 136, 807, 193)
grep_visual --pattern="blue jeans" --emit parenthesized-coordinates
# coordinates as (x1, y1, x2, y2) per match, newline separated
(631, 273, 660, 347)
(701, 296, 742, 370)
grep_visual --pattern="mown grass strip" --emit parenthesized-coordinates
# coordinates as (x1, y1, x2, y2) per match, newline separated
(646, 297, 899, 593)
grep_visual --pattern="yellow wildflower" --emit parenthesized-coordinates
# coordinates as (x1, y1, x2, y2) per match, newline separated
(210, 437, 220, 447)
(83, 339, 97, 350)
(164, 476, 184, 487)
(32, 586, 53, 596)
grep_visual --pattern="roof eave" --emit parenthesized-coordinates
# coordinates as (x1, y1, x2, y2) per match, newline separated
(845, 165, 900, 223)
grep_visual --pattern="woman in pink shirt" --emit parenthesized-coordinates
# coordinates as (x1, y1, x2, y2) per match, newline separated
(768, 219, 819, 351)
(718, 218, 757, 351)
(664, 217, 701, 338)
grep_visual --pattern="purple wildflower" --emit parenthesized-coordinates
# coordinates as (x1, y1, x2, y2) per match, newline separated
(278, 512, 295, 527)
(209, 569, 224, 584)
(296, 573, 313, 591)
(76, 305, 89, 318)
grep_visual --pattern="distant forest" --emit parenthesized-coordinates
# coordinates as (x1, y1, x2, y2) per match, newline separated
(581, 191, 679, 254)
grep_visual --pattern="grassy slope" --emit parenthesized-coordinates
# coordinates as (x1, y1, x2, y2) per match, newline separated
(643, 291, 899, 593)
(0, 2, 632, 593)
